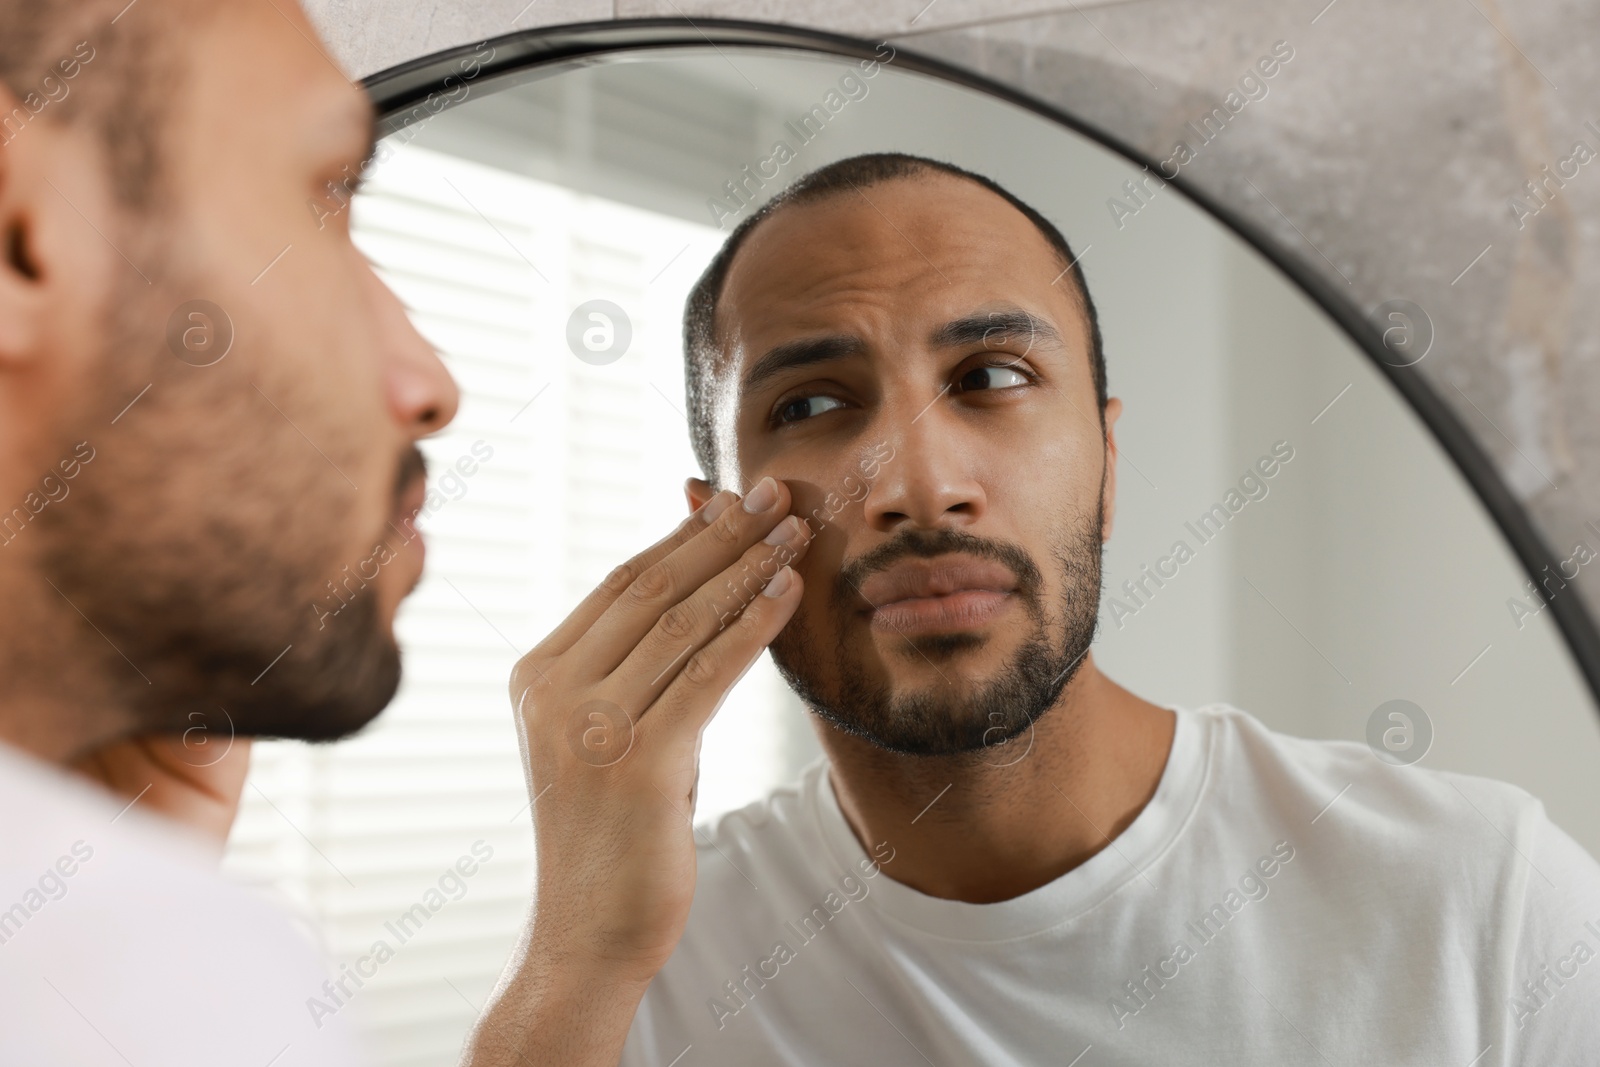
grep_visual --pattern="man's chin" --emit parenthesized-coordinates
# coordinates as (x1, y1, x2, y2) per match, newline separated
(778, 658, 1019, 756)
(809, 698, 1014, 758)
(252, 630, 402, 743)
(893, 629, 990, 659)
(774, 621, 1079, 758)
(251, 557, 415, 742)
(241, 674, 400, 743)
(141, 605, 405, 745)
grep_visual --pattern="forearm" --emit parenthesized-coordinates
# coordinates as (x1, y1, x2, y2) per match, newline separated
(460, 934, 655, 1067)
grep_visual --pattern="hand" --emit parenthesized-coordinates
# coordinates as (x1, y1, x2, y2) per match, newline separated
(464, 476, 811, 1066)
(74, 729, 254, 852)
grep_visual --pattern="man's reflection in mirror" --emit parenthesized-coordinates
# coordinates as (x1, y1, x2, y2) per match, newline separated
(623, 153, 1600, 1063)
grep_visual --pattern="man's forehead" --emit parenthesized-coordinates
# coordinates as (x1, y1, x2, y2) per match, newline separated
(733, 175, 1053, 282)
(717, 173, 1074, 354)
(179, 1, 372, 165)
(186, 0, 361, 108)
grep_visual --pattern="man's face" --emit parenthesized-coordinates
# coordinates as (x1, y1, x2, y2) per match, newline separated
(711, 174, 1121, 757)
(4, 0, 457, 747)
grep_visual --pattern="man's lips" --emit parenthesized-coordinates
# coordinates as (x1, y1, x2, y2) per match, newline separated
(856, 555, 1018, 636)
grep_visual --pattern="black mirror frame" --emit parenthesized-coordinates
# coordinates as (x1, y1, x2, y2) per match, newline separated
(361, 17, 1600, 715)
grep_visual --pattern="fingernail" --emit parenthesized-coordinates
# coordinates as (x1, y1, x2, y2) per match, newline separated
(763, 565, 794, 598)
(700, 491, 735, 524)
(763, 515, 803, 546)
(742, 476, 779, 514)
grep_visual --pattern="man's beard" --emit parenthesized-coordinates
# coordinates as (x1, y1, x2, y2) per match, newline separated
(770, 498, 1104, 758)
(32, 249, 413, 745)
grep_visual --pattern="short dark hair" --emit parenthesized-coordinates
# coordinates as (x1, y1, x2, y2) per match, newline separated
(0, 0, 193, 211)
(682, 152, 1106, 483)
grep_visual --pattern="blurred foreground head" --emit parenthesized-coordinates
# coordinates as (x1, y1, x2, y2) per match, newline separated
(0, 0, 458, 759)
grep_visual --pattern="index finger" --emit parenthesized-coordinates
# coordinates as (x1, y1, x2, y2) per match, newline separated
(531, 489, 741, 660)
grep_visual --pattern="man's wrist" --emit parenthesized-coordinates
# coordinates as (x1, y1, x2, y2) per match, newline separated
(464, 935, 660, 1067)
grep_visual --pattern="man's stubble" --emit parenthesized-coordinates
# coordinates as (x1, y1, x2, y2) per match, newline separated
(769, 496, 1105, 758)
(32, 222, 404, 744)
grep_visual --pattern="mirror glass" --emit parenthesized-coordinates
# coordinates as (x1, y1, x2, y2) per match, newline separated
(223, 45, 1600, 1064)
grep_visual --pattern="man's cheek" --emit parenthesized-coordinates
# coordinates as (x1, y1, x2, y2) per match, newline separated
(793, 542, 841, 624)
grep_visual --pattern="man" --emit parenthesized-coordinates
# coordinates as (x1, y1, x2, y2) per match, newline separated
(0, 3, 805, 1063)
(605, 153, 1600, 1064)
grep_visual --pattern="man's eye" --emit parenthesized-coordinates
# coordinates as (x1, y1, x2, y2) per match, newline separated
(958, 364, 1031, 392)
(776, 395, 845, 424)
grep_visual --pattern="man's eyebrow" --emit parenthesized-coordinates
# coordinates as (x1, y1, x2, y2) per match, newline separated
(930, 309, 1063, 352)
(742, 334, 866, 395)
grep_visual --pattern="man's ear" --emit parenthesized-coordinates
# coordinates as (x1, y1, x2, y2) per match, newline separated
(685, 477, 715, 516)
(1099, 396, 1123, 543)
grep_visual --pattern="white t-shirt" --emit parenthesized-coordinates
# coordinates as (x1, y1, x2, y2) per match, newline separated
(0, 741, 361, 1066)
(622, 704, 1600, 1066)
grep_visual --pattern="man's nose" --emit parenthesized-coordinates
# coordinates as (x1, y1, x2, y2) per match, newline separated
(369, 265, 459, 438)
(860, 400, 986, 533)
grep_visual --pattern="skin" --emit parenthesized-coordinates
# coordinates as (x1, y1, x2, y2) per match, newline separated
(686, 173, 1176, 903)
(0, 0, 452, 781)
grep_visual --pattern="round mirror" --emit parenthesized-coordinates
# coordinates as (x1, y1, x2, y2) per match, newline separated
(225, 27, 1600, 1065)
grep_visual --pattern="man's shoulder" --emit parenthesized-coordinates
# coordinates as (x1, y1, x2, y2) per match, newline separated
(1203, 700, 1548, 825)
(1194, 702, 1585, 882)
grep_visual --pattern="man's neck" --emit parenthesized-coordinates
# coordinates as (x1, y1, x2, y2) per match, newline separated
(0, 692, 126, 765)
(817, 659, 1175, 904)
(0, 567, 130, 764)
